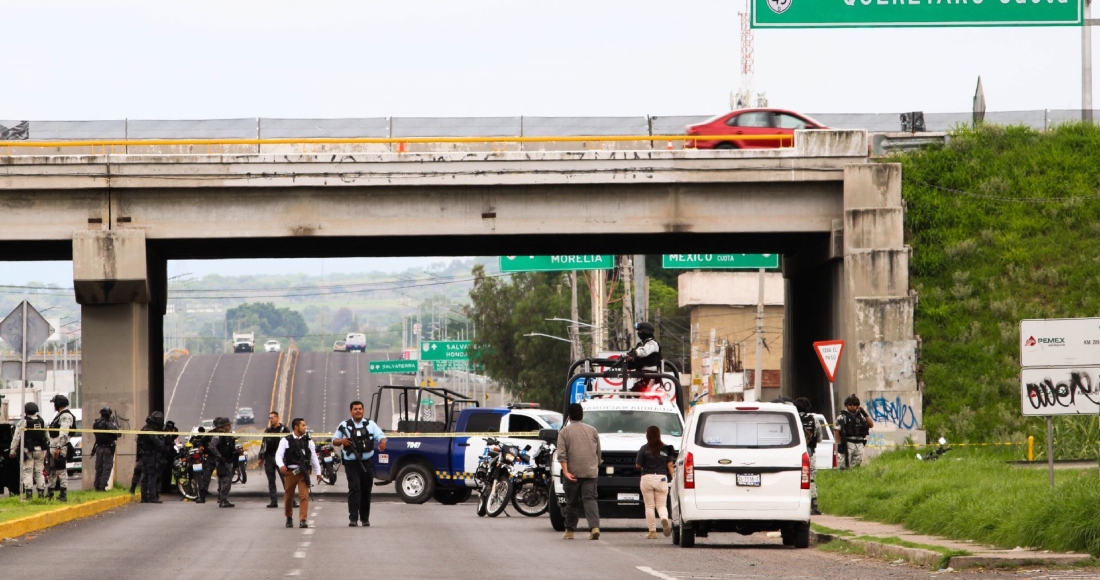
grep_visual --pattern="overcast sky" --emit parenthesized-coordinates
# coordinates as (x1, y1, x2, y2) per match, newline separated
(0, 1, 1087, 284)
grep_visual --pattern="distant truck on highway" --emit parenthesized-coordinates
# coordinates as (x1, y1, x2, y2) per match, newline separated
(344, 332, 366, 353)
(232, 333, 255, 353)
(367, 385, 562, 505)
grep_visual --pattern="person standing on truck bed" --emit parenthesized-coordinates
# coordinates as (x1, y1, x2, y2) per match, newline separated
(626, 321, 661, 393)
(558, 403, 601, 540)
(332, 400, 387, 527)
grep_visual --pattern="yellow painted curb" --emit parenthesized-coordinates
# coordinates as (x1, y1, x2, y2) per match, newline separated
(0, 494, 135, 540)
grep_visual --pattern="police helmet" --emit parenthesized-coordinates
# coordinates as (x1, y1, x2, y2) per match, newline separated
(147, 411, 164, 427)
(24, 402, 38, 415)
(635, 321, 655, 335)
(100, 406, 112, 417)
(51, 394, 69, 409)
(213, 417, 231, 429)
(844, 394, 861, 407)
(165, 420, 176, 430)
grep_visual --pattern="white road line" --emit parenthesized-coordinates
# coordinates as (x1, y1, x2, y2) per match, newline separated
(636, 567, 679, 580)
(299, 542, 311, 548)
(293, 551, 306, 559)
(302, 529, 314, 535)
(164, 355, 193, 419)
(285, 571, 301, 577)
(233, 353, 254, 413)
(197, 355, 223, 423)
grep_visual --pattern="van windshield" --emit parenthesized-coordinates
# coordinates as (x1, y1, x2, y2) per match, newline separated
(582, 410, 682, 437)
(696, 411, 798, 448)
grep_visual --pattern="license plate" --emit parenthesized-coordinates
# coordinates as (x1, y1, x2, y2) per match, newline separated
(191, 464, 203, 472)
(617, 493, 640, 502)
(323, 457, 333, 463)
(736, 473, 761, 487)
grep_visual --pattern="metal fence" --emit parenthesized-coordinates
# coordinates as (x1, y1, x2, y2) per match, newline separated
(0, 110, 1094, 142)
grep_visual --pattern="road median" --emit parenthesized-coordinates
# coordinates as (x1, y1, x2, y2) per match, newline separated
(0, 493, 135, 541)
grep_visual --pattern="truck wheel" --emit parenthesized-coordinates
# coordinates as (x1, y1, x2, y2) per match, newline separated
(679, 521, 695, 548)
(672, 521, 681, 545)
(548, 491, 565, 531)
(395, 463, 435, 504)
(433, 488, 472, 505)
(794, 522, 810, 549)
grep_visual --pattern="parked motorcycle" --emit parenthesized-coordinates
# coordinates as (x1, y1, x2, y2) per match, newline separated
(175, 444, 204, 500)
(511, 443, 553, 517)
(231, 443, 248, 483)
(475, 437, 526, 517)
(316, 441, 340, 485)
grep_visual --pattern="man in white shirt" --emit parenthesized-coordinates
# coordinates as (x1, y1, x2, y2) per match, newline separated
(275, 418, 323, 528)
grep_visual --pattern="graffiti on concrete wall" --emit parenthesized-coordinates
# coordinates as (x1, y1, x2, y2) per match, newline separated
(0, 121, 28, 140)
(868, 394, 919, 429)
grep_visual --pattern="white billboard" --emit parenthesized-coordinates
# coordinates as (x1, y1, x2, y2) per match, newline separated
(1020, 318, 1100, 368)
(1021, 366, 1100, 416)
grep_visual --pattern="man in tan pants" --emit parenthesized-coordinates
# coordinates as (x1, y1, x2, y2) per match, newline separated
(275, 418, 322, 528)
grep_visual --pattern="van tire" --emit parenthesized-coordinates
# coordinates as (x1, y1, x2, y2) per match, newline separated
(548, 491, 565, 531)
(395, 463, 435, 504)
(679, 522, 695, 548)
(672, 521, 681, 545)
(794, 522, 810, 549)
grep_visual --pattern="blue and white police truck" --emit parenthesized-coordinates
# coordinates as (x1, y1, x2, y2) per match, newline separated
(368, 385, 562, 505)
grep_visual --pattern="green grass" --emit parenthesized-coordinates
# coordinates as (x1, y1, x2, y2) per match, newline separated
(819, 447, 1100, 555)
(0, 488, 129, 524)
(900, 123, 1100, 454)
(811, 523, 854, 537)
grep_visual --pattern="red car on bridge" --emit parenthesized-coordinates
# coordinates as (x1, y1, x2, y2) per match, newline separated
(685, 108, 829, 150)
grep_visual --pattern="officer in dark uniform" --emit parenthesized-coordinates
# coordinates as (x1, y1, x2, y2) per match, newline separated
(137, 412, 167, 503)
(207, 417, 236, 508)
(91, 406, 119, 491)
(834, 394, 874, 469)
(333, 401, 386, 527)
(261, 411, 290, 508)
(193, 426, 213, 504)
(794, 397, 821, 515)
(159, 421, 179, 495)
(626, 321, 661, 392)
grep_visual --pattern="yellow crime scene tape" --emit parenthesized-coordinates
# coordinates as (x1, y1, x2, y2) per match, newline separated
(23, 428, 543, 439)
(865, 441, 1023, 449)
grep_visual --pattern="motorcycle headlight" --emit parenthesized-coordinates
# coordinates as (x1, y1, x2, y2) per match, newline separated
(504, 453, 516, 463)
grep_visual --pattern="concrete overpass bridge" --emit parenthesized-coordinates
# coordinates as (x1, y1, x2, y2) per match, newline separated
(0, 129, 919, 480)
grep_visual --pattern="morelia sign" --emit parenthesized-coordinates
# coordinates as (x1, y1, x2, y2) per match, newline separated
(752, 0, 1081, 28)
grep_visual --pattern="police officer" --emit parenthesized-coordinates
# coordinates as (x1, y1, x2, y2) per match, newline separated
(834, 394, 874, 469)
(160, 420, 179, 495)
(794, 397, 821, 515)
(137, 412, 167, 503)
(261, 411, 290, 508)
(192, 426, 213, 504)
(333, 401, 386, 527)
(91, 406, 119, 491)
(207, 417, 236, 508)
(8, 402, 47, 500)
(626, 321, 661, 393)
(276, 418, 323, 528)
(46, 395, 75, 502)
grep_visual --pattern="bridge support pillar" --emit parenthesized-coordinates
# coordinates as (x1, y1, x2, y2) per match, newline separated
(841, 164, 924, 448)
(73, 231, 151, 491)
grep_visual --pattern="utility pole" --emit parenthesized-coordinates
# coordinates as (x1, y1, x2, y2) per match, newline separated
(633, 255, 647, 325)
(621, 256, 634, 349)
(753, 268, 765, 402)
(570, 271, 582, 361)
(589, 270, 606, 356)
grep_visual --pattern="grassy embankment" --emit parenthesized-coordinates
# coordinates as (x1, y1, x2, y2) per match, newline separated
(0, 487, 129, 524)
(820, 447, 1100, 555)
(903, 123, 1100, 454)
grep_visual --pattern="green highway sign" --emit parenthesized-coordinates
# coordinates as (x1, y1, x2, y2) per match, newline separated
(368, 359, 419, 374)
(751, 0, 1081, 28)
(499, 255, 614, 272)
(420, 340, 472, 361)
(662, 254, 779, 270)
(434, 360, 466, 371)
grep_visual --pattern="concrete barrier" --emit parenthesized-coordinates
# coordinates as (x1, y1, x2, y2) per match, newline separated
(0, 494, 135, 540)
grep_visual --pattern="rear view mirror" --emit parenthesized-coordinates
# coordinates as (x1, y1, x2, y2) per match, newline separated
(538, 429, 559, 444)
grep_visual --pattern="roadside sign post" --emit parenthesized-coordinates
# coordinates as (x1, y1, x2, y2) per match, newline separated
(1018, 317, 1100, 488)
(813, 340, 845, 421)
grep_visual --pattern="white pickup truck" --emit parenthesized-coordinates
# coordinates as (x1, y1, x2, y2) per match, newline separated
(232, 333, 255, 353)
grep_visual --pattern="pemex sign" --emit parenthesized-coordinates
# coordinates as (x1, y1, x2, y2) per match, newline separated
(753, 0, 1081, 28)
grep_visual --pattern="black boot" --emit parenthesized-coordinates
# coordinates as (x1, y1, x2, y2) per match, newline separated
(58, 490, 67, 502)
(267, 498, 279, 508)
(286, 517, 293, 528)
(299, 520, 308, 528)
(36, 489, 45, 499)
(24, 490, 33, 501)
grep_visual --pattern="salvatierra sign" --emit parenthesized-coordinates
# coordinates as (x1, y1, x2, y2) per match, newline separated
(752, 0, 1081, 28)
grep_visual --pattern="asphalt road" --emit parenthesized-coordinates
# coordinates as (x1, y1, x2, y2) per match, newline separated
(289, 351, 416, 436)
(0, 494, 1037, 580)
(164, 353, 280, 433)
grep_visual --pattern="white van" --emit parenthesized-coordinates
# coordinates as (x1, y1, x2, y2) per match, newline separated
(670, 401, 811, 548)
(344, 333, 366, 353)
